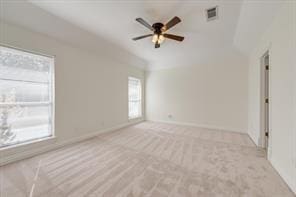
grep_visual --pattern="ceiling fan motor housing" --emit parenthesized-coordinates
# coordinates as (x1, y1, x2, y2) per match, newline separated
(152, 23, 164, 35)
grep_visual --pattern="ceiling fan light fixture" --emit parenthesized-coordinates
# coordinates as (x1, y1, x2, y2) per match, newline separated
(158, 34, 165, 43)
(133, 16, 184, 48)
(152, 34, 165, 44)
(152, 34, 158, 43)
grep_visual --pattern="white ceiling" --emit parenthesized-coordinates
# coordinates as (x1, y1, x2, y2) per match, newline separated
(1, 0, 284, 70)
(233, 1, 284, 55)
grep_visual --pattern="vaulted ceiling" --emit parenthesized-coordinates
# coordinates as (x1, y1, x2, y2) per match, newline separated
(1, 0, 284, 70)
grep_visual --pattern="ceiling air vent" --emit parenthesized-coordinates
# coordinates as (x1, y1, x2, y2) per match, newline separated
(206, 6, 218, 21)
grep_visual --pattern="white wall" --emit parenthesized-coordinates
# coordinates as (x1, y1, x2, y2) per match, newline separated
(0, 22, 145, 165)
(146, 49, 248, 133)
(248, 2, 296, 193)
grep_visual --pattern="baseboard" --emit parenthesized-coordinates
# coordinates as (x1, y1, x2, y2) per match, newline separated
(147, 119, 246, 133)
(0, 119, 144, 166)
(269, 157, 296, 194)
(247, 130, 259, 146)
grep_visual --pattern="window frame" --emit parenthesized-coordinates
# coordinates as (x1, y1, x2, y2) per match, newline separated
(0, 44, 55, 149)
(128, 76, 142, 120)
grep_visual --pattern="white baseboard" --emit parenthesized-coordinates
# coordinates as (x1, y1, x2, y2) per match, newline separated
(247, 130, 259, 146)
(247, 131, 295, 194)
(147, 119, 246, 133)
(0, 120, 144, 166)
(269, 156, 296, 194)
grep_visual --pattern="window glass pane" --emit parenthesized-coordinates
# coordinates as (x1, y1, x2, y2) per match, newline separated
(0, 80, 50, 102)
(4, 105, 52, 146)
(0, 46, 54, 147)
(128, 77, 141, 119)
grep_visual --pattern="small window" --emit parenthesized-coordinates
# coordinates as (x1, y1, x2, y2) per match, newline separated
(128, 77, 142, 119)
(0, 45, 54, 148)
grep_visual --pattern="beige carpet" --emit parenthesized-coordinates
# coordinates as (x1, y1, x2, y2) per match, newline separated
(0, 121, 294, 197)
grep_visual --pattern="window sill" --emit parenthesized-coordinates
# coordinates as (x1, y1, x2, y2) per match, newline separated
(0, 135, 57, 151)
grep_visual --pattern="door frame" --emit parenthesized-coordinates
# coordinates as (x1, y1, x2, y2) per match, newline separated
(260, 51, 270, 151)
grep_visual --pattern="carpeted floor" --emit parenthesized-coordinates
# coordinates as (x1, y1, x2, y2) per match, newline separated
(0, 121, 295, 197)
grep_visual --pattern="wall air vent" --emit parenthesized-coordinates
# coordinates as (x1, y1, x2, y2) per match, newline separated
(206, 6, 218, 21)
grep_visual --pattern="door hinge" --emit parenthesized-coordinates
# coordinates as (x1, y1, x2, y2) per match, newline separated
(265, 65, 269, 70)
(265, 132, 269, 137)
(265, 98, 269, 104)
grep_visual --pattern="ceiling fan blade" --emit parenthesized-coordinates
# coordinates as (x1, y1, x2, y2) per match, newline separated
(164, 16, 181, 31)
(155, 43, 160, 48)
(132, 34, 153, 41)
(136, 18, 154, 31)
(163, 34, 184, 42)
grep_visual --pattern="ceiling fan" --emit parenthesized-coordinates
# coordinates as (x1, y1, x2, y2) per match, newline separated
(132, 16, 184, 48)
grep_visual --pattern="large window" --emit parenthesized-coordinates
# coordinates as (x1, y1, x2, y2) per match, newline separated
(0, 46, 54, 148)
(128, 77, 142, 119)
